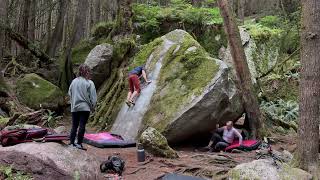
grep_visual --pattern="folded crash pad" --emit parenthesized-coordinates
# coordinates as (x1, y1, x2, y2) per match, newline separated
(83, 132, 136, 148)
(162, 173, 206, 180)
(225, 139, 261, 152)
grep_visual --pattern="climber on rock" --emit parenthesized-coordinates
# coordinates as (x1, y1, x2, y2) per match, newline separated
(126, 65, 151, 107)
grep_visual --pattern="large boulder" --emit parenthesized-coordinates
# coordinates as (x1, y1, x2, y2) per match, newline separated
(220, 27, 258, 84)
(140, 127, 178, 158)
(84, 43, 113, 88)
(139, 29, 244, 143)
(0, 142, 103, 179)
(228, 159, 313, 180)
(16, 73, 64, 110)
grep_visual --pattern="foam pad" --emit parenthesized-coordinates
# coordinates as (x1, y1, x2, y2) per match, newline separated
(225, 139, 261, 152)
(83, 132, 136, 148)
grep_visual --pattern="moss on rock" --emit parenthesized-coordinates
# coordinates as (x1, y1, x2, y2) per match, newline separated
(16, 74, 64, 110)
(0, 117, 9, 129)
(142, 30, 220, 132)
(140, 127, 178, 158)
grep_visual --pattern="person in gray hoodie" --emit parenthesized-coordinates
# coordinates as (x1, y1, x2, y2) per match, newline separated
(68, 64, 97, 150)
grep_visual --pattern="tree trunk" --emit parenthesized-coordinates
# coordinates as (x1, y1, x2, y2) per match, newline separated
(59, 0, 89, 91)
(28, 0, 36, 41)
(22, 0, 31, 38)
(297, 0, 320, 177)
(73, 0, 89, 46)
(46, 0, 53, 51)
(237, 0, 245, 24)
(108, 0, 133, 39)
(0, 0, 7, 59)
(46, 0, 67, 57)
(217, 0, 261, 138)
(95, 0, 101, 23)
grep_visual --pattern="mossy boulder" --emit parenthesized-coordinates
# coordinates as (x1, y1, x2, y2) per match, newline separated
(84, 43, 113, 88)
(229, 159, 312, 180)
(140, 127, 178, 158)
(221, 27, 258, 84)
(16, 74, 64, 110)
(142, 30, 243, 143)
(110, 29, 243, 142)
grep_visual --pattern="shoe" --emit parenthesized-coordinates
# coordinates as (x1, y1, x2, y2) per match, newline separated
(74, 143, 87, 151)
(125, 100, 131, 107)
(68, 143, 76, 148)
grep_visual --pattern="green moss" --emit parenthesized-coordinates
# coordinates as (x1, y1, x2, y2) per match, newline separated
(0, 165, 32, 180)
(91, 21, 115, 39)
(129, 37, 163, 71)
(0, 117, 9, 128)
(16, 73, 64, 110)
(142, 31, 220, 132)
(71, 38, 111, 65)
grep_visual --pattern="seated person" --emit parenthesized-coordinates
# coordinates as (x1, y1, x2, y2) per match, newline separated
(206, 121, 243, 151)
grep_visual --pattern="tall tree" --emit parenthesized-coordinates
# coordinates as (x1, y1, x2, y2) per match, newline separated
(237, 0, 245, 24)
(28, 0, 36, 40)
(0, 0, 7, 59)
(22, 0, 31, 38)
(217, 0, 261, 138)
(297, 0, 320, 177)
(108, 0, 133, 39)
(46, 0, 67, 57)
(95, 0, 101, 23)
(46, 0, 53, 51)
(59, 0, 89, 91)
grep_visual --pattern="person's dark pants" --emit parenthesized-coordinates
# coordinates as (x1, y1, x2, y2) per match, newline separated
(70, 111, 90, 145)
(210, 133, 230, 151)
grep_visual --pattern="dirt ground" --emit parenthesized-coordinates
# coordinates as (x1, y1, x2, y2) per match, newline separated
(84, 133, 296, 180)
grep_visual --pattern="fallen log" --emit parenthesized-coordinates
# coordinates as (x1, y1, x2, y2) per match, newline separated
(0, 22, 52, 64)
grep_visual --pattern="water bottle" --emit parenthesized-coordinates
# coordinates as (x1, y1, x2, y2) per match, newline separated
(137, 143, 145, 162)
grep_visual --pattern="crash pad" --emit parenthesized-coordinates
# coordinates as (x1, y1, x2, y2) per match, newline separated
(83, 132, 136, 148)
(225, 139, 261, 152)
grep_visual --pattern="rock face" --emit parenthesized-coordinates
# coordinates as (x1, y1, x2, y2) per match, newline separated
(84, 43, 113, 88)
(0, 151, 71, 180)
(16, 73, 64, 110)
(228, 159, 313, 180)
(138, 29, 244, 143)
(221, 27, 258, 84)
(0, 142, 103, 179)
(140, 127, 178, 158)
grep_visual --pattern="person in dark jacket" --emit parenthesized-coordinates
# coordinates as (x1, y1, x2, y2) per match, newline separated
(126, 65, 151, 106)
(68, 64, 97, 150)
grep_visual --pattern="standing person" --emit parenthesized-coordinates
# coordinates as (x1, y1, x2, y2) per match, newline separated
(68, 64, 97, 150)
(206, 121, 243, 151)
(126, 65, 151, 107)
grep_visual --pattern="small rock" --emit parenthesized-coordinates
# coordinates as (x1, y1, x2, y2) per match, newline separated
(140, 127, 178, 159)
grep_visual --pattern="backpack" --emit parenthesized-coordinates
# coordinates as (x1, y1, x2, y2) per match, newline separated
(100, 156, 125, 176)
(0, 128, 48, 147)
(0, 129, 28, 147)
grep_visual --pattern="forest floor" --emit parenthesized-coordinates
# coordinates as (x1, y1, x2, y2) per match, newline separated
(83, 131, 296, 180)
(54, 114, 297, 180)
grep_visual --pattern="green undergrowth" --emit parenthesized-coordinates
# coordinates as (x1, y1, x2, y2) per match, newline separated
(132, 3, 226, 57)
(0, 165, 32, 180)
